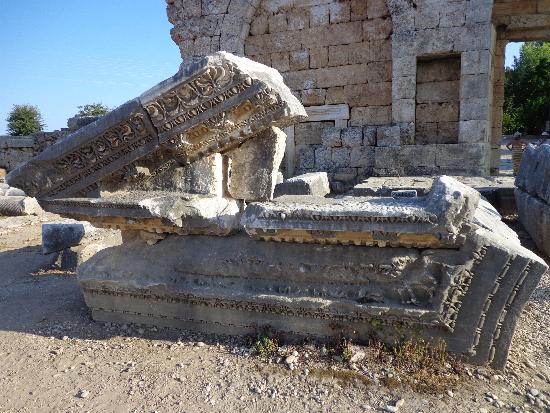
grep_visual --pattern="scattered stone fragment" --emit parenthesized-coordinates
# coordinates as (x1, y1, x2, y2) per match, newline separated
(77, 389, 90, 399)
(285, 354, 298, 364)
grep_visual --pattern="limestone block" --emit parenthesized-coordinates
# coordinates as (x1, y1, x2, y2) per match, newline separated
(326, 86, 345, 104)
(516, 144, 550, 205)
(271, 52, 290, 72)
(350, 147, 375, 168)
(328, 44, 350, 67)
(341, 127, 363, 147)
(300, 89, 327, 106)
(7, 52, 306, 199)
(416, 102, 459, 123)
(310, 4, 330, 26)
(351, 0, 368, 20)
(458, 119, 489, 143)
(367, 0, 389, 18)
(363, 126, 377, 146)
(39, 192, 243, 236)
(366, 61, 392, 83)
(296, 145, 315, 169)
(42, 222, 90, 254)
(393, 98, 415, 122)
(289, 50, 309, 71)
(294, 122, 330, 145)
(314, 147, 333, 170)
(414, 9, 440, 29)
(5, 187, 26, 196)
(179, 154, 223, 196)
(309, 46, 328, 68)
(363, 17, 392, 40)
(321, 127, 342, 147)
(67, 116, 101, 132)
(227, 127, 286, 202)
(377, 126, 401, 147)
(274, 172, 330, 197)
(0, 196, 42, 217)
(350, 106, 391, 126)
(243, 176, 479, 248)
(331, 147, 351, 167)
(399, 122, 415, 145)
(416, 81, 460, 103)
(460, 74, 490, 99)
(460, 98, 490, 121)
(329, 2, 351, 24)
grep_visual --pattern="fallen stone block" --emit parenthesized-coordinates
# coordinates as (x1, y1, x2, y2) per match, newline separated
(4, 187, 26, 196)
(77, 199, 546, 368)
(39, 192, 243, 236)
(243, 176, 480, 248)
(353, 175, 517, 215)
(0, 196, 42, 216)
(227, 126, 286, 201)
(6, 52, 306, 199)
(274, 172, 330, 197)
(42, 222, 87, 254)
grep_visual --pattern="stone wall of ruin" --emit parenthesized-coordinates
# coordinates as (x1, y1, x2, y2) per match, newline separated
(166, 0, 548, 184)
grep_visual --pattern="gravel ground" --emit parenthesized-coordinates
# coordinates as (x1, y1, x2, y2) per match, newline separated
(0, 214, 549, 413)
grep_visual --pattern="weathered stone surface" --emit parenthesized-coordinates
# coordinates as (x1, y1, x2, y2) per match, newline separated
(354, 175, 516, 215)
(42, 222, 87, 254)
(274, 172, 330, 197)
(67, 115, 101, 132)
(38, 192, 242, 236)
(7, 52, 306, 199)
(243, 176, 480, 248)
(77, 201, 546, 368)
(0, 196, 42, 217)
(227, 127, 286, 201)
(515, 144, 550, 257)
(516, 144, 550, 204)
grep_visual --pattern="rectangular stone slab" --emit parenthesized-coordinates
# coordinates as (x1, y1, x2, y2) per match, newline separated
(6, 52, 306, 199)
(38, 192, 242, 236)
(242, 176, 480, 248)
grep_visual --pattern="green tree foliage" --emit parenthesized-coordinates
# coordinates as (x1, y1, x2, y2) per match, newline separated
(76, 103, 109, 116)
(6, 104, 45, 136)
(504, 42, 550, 134)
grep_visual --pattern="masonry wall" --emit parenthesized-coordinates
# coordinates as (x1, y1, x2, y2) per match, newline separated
(166, 0, 498, 187)
(0, 130, 68, 172)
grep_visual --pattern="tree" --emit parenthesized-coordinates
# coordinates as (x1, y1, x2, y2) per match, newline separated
(76, 103, 109, 116)
(503, 42, 550, 134)
(6, 104, 45, 136)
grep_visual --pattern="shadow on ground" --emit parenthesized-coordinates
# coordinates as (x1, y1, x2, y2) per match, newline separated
(0, 244, 243, 346)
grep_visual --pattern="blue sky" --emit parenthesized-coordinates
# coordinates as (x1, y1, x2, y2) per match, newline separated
(0, 1, 182, 133)
(0, 2, 524, 134)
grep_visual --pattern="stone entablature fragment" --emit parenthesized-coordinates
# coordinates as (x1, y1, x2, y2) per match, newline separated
(6, 52, 306, 199)
(242, 176, 479, 248)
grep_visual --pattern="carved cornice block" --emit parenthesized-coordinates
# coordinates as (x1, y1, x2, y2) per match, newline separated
(241, 176, 480, 248)
(6, 52, 306, 199)
(38, 192, 243, 236)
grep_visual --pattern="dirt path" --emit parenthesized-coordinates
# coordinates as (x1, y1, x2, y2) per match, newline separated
(0, 215, 549, 413)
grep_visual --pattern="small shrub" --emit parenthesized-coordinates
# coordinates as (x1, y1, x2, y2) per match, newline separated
(76, 103, 109, 117)
(253, 332, 278, 356)
(6, 104, 44, 136)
